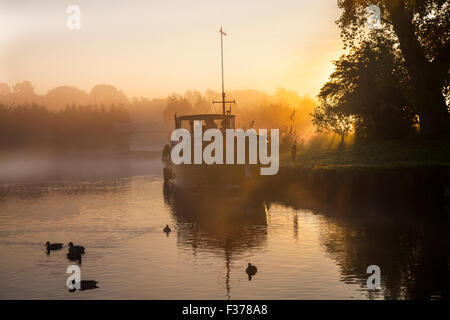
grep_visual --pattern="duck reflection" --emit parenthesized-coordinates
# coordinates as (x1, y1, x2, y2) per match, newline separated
(163, 183, 268, 299)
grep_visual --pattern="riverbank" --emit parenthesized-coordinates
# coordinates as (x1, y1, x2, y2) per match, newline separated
(282, 139, 450, 170)
(264, 140, 450, 216)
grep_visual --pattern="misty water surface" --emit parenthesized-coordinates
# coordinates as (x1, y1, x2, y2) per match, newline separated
(0, 157, 447, 299)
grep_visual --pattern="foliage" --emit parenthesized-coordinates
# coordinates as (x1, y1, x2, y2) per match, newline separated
(312, 103, 354, 140)
(313, 34, 418, 139)
(336, 0, 449, 136)
(0, 103, 131, 151)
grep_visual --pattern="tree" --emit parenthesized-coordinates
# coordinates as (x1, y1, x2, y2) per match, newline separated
(45, 86, 90, 110)
(0, 83, 10, 95)
(162, 94, 193, 126)
(90, 84, 129, 106)
(313, 34, 418, 140)
(312, 102, 354, 145)
(12, 81, 35, 95)
(337, 0, 449, 137)
(184, 90, 210, 114)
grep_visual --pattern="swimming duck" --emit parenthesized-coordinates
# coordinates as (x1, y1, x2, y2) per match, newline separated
(246, 263, 257, 280)
(67, 242, 85, 255)
(45, 242, 63, 252)
(67, 252, 82, 263)
(163, 225, 171, 233)
(79, 280, 99, 290)
(68, 280, 98, 292)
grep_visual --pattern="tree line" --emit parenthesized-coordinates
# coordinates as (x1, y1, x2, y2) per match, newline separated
(0, 103, 131, 152)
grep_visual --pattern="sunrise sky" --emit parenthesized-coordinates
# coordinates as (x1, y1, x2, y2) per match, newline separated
(0, 0, 343, 98)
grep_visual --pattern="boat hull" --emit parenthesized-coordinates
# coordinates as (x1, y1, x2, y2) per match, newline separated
(164, 162, 261, 191)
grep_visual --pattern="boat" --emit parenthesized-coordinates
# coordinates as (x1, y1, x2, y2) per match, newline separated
(162, 27, 261, 193)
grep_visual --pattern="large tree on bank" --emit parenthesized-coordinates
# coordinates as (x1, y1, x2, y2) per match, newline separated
(337, 0, 449, 137)
(314, 35, 418, 140)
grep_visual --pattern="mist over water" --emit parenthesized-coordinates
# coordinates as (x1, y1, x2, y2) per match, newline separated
(0, 159, 446, 299)
(0, 152, 161, 184)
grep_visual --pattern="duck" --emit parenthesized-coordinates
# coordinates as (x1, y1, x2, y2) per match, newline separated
(246, 263, 257, 280)
(45, 242, 63, 252)
(68, 280, 98, 292)
(78, 280, 99, 290)
(67, 252, 82, 263)
(163, 225, 171, 233)
(67, 242, 85, 255)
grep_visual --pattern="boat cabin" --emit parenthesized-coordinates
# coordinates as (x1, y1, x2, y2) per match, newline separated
(174, 114, 236, 132)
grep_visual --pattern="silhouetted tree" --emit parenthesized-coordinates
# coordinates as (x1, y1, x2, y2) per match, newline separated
(312, 103, 354, 144)
(313, 35, 418, 140)
(337, 0, 449, 137)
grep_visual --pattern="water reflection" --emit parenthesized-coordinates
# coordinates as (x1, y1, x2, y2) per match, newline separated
(0, 179, 129, 201)
(0, 173, 447, 299)
(163, 184, 268, 298)
(318, 213, 448, 299)
(268, 184, 449, 300)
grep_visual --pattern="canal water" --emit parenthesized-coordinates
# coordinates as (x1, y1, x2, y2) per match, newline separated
(0, 159, 447, 299)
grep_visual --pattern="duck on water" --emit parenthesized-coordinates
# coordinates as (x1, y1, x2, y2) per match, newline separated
(66, 242, 85, 263)
(68, 242, 85, 255)
(246, 263, 257, 280)
(44, 242, 63, 253)
(68, 280, 99, 292)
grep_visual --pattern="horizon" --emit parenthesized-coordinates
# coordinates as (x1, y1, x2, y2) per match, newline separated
(0, 81, 317, 102)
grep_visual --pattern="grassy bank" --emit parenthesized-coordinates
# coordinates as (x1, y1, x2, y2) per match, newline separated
(281, 139, 450, 171)
(263, 140, 450, 216)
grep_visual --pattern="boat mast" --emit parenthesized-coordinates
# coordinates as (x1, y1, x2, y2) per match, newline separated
(214, 26, 235, 115)
(220, 26, 226, 115)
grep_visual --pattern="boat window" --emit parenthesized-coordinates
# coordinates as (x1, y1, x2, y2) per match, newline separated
(179, 119, 223, 133)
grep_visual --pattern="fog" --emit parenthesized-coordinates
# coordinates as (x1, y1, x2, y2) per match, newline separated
(0, 151, 162, 184)
(0, 81, 326, 183)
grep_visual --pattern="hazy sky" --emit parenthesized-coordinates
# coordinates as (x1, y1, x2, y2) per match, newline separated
(0, 0, 343, 98)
